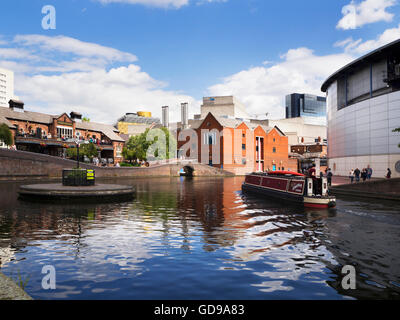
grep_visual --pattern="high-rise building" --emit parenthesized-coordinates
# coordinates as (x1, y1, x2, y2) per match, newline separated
(285, 93, 326, 120)
(0, 67, 14, 108)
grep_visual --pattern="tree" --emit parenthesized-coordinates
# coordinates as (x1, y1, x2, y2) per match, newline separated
(0, 123, 13, 146)
(66, 142, 98, 160)
(82, 117, 90, 122)
(122, 128, 177, 163)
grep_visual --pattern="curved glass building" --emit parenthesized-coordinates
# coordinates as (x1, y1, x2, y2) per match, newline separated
(321, 39, 400, 178)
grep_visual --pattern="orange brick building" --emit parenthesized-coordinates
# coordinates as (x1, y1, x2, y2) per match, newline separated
(177, 113, 297, 175)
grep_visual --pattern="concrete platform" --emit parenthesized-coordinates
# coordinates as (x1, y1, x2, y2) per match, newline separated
(0, 272, 32, 300)
(18, 183, 135, 202)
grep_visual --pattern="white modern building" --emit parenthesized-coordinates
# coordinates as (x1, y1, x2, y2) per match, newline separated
(0, 67, 14, 108)
(199, 96, 251, 120)
(252, 117, 327, 150)
(321, 39, 400, 178)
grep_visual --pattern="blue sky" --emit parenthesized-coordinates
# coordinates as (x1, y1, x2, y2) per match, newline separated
(0, 0, 400, 122)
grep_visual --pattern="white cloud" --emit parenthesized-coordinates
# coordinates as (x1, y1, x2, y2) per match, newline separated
(335, 23, 400, 55)
(337, 0, 397, 30)
(0, 34, 197, 124)
(17, 66, 197, 124)
(95, 0, 227, 9)
(95, 0, 189, 9)
(208, 23, 400, 119)
(207, 48, 354, 119)
(14, 34, 137, 64)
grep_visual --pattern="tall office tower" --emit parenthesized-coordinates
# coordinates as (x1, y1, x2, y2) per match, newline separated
(285, 93, 326, 119)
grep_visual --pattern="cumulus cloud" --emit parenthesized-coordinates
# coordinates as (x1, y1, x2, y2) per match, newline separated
(0, 34, 197, 124)
(95, 0, 227, 9)
(335, 23, 400, 55)
(207, 48, 354, 119)
(337, 0, 397, 30)
(14, 34, 137, 64)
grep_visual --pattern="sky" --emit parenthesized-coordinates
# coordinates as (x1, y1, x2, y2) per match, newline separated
(0, 0, 400, 123)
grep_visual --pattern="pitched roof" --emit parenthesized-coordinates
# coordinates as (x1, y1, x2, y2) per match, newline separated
(0, 106, 55, 125)
(0, 106, 124, 142)
(75, 121, 124, 142)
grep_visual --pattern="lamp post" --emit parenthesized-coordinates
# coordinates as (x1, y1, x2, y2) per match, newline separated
(75, 138, 80, 169)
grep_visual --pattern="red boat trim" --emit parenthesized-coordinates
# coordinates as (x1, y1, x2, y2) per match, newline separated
(303, 203, 329, 208)
(267, 170, 305, 177)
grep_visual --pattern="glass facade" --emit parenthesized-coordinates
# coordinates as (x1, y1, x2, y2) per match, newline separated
(285, 93, 326, 119)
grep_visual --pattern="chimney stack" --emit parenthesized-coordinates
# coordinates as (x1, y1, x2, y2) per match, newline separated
(162, 106, 169, 128)
(181, 102, 188, 129)
(9, 99, 24, 111)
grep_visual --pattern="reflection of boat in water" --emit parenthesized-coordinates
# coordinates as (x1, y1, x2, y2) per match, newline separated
(242, 171, 336, 208)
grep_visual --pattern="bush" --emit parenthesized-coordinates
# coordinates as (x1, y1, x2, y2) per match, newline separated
(0, 123, 13, 146)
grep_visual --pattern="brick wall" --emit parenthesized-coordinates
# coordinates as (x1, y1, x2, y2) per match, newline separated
(0, 148, 232, 180)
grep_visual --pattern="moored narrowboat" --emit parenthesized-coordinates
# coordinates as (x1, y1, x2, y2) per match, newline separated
(242, 171, 336, 208)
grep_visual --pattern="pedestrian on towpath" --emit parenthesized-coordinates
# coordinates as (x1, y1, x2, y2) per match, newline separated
(367, 165, 373, 180)
(349, 169, 354, 184)
(354, 168, 361, 183)
(386, 168, 392, 179)
(361, 168, 367, 182)
(327, 168, 333, 187)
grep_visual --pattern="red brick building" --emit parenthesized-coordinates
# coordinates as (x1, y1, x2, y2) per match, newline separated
(0, 100, 125, 164)
(177, 113, 296, 175)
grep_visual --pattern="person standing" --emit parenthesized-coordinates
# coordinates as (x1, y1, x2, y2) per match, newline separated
(361, 168, 367, 182)
(349, 169, 354, 184)
(308, 164, 316, 178)
(327, 168, 333, 187)
(354, 168, 361, 182)
(386, 168, 392, 179)
(367, 165, 373, 180)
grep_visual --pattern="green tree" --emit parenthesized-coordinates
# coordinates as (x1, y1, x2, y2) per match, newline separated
(122, 128, 177, 163)
(0, 123, 13, 146)
(82, 117, 90, 122)
(66, 142, 98, 160)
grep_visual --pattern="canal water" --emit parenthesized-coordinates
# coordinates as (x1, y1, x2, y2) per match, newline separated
(0, 177, 399, 300)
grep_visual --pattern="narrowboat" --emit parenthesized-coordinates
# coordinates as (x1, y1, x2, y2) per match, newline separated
(242, 171, 336, 208)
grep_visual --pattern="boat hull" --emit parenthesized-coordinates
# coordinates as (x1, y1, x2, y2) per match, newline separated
(242, 174, 336, 209)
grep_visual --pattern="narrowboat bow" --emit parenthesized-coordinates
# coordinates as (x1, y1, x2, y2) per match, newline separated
(242, 171, 336, 208)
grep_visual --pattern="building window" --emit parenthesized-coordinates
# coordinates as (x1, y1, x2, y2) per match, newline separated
(273, 138, 276, 142)
(242, 158, 247, 165)
(204, 132, 217, 145)
(273, 147, 276, 153)
(242, 133, 245, 138)
(57, 127, 73, 139)
(242, 144, 246, 150)
(116, 146, 122, 158)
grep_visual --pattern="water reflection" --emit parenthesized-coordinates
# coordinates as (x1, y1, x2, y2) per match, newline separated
(0, 177, 399, 299)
